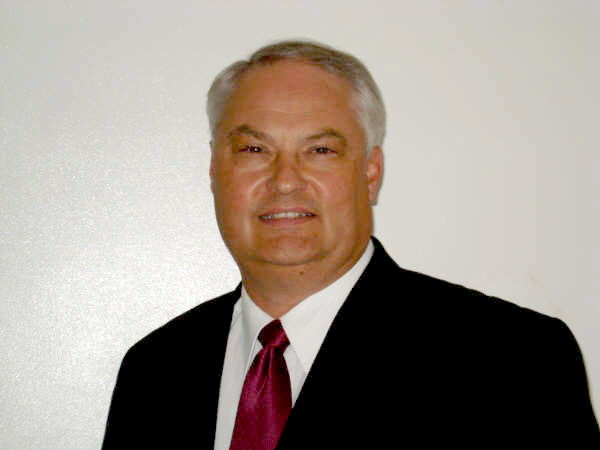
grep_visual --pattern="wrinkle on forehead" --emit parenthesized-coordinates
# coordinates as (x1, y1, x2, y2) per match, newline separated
(218, 60, 365, 149)
(234, 61, 352, 108)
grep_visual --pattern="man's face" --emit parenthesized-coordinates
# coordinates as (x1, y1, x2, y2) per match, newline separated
(211, 60, 382, 281)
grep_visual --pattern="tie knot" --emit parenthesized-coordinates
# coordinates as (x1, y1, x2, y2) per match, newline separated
(258, 319, 289, 351)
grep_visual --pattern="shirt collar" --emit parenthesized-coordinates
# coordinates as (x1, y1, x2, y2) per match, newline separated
(240, 239, 374, 373)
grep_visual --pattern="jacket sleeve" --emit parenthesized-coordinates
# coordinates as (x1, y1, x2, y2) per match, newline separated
(102, 345, 151, 449)
(541, 318, 599, 445)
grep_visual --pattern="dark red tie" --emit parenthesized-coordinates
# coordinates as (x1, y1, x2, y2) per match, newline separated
(230, 320, 292, 450)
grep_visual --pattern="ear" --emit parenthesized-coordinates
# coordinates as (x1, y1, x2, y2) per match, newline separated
(209, 141, 216, 193)
(366, 146, 383, 204)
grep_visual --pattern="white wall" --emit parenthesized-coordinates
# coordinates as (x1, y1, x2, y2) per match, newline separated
(1, 1, 598, 448)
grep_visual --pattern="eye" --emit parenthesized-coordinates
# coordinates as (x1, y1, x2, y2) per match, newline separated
(239, 145, 264, 153)
(312, 146, 335, 155)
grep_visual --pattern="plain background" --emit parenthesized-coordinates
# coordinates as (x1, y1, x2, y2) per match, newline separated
(1, 1, 598, 448)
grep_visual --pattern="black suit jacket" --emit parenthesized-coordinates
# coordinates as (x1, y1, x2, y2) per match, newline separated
(103, 238, 599, 448)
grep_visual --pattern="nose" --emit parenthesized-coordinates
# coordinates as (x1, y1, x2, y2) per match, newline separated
(268, 153, 306, 195)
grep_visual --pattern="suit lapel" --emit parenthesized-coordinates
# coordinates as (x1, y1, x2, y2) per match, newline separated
(277, 239, 413, 447)
(190, 286, 241, 448)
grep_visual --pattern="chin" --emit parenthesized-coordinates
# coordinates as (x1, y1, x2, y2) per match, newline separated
(254, 236, 326, 267)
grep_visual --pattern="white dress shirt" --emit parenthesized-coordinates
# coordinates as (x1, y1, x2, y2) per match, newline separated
(213, 240, 374, 450)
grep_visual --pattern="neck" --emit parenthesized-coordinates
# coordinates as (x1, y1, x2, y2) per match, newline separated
(241, 270, 323, 318)
(239, 241, 370, 318)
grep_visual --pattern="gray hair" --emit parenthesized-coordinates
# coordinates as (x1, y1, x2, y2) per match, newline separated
(206, 40, 386, 153)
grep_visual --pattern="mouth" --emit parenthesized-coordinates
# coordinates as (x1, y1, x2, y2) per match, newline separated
(258, 209, 316, 223)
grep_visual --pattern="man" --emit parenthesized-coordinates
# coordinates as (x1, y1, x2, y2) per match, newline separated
(103, 40, 599, 448)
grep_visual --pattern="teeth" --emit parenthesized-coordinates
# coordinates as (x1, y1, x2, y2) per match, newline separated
(261, 211, 312, 220)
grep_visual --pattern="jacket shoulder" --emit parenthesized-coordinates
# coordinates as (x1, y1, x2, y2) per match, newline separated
(368, 237, 554, 326)
(125, 286, 240, 360)
(103, 287, 241, 449)
(344, 239, 600, 444)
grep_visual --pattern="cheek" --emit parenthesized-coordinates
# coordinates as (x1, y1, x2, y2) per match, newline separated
(216, 169, 264, 214)
(316, 170, 362, 214)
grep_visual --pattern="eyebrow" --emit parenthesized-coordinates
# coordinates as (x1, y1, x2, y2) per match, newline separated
(226, 124, 272, 143)
(226, 124, 347, 146)
(303, 128, 347, 147)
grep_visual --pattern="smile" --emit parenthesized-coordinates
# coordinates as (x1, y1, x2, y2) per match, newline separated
(259, 211, 316, 220)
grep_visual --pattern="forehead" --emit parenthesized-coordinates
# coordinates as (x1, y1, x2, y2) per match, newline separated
(220, 60, 359, 134)
(237, 59, 352, 97)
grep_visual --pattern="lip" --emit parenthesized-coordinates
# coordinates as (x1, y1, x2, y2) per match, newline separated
(258, 207, 317, 224)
